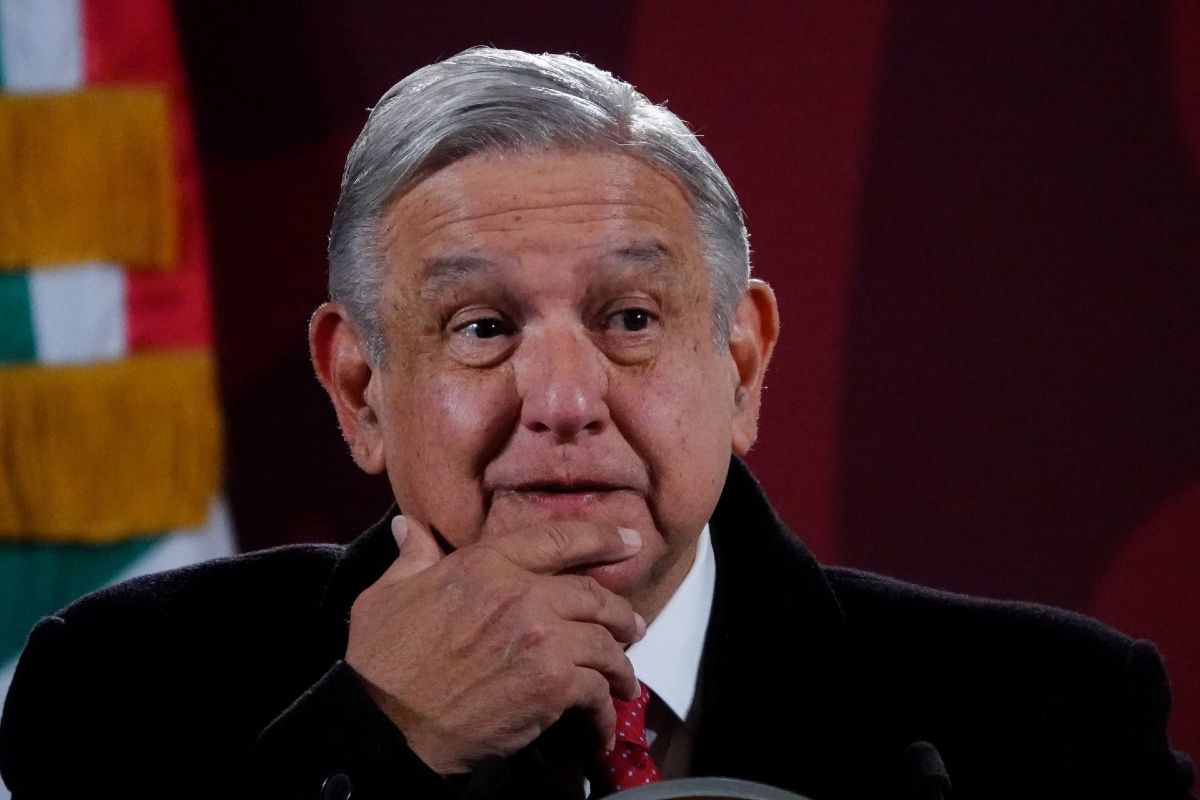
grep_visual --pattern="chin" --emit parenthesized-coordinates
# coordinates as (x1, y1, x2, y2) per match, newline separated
(569, 542, 661, 598)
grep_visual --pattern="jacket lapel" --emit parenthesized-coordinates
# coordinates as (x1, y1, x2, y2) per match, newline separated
(694, 458, 887, 800)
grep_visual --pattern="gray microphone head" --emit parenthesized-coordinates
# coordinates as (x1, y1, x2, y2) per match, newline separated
(904, 740, 952, 798)
(614, 776, 814, 800)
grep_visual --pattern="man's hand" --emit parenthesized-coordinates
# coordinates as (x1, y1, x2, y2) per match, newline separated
(344, 515, 647, 775)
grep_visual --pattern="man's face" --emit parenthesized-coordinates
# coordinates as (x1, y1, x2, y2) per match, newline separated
(320, 148, 772, 619)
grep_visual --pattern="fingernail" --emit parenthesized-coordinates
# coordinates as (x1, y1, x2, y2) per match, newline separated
(618, 527, 642, 552)
(607, 734, 616, 751)
(634, 613, 647, 639)
(391, 516, 409, 549)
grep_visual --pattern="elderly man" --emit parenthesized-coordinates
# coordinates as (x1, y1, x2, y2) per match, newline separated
(0, 48, 1194, 800)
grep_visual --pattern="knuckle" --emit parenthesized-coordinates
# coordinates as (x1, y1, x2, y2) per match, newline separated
(573, 574, 608, 608)
(471, 578, 533, 632)
(532, 657, 570, 696)
(585, 623, 619, 660)
(516, 618, 553, 651)
(489, 575, 530, 607)
(535, 522, 575, 562)
(584, 670, 613, 708)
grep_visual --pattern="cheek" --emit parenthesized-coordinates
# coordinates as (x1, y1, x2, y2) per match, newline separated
(385, 369, 520, 536)
(404, 367, 517, 450)
(634, 355, 733, 447)
(612, 357, 734, 506)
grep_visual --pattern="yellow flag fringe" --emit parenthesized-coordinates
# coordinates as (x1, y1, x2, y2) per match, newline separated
(0, 88, 178, 270)
(0, 352, 221, 542)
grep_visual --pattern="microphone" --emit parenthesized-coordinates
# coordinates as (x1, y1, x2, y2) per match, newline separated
(616, 777, 813, 799)
(904, 741, 952, 800)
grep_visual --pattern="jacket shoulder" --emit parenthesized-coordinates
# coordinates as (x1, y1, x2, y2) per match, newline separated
(55, 542, 344, 630)
(823, 566, 1193, 797)
(0, 544, 346, 795)
(825, 565, 1135, 659)
(822, 564, 1144, 708)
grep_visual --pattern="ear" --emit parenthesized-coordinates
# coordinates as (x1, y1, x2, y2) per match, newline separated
(309, 302, 387, 474)
(728, 279, 780, 456)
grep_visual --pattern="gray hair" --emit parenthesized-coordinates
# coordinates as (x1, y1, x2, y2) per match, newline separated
(328, 47, 750, 364)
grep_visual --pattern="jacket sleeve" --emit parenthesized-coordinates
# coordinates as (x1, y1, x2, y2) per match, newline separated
(241, 660, 462, 800)
(0, 615, 463, 800)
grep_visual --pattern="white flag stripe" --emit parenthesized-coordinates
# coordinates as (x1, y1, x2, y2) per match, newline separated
(28, 262, 127, 364)
(0, 494, 237, 798)
(0, 656, 13, 798)
(0, 0, 82, 92)
(110, 494, 237, 585)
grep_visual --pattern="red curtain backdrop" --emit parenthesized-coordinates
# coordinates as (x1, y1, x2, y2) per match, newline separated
(174, 0, 1200, 761)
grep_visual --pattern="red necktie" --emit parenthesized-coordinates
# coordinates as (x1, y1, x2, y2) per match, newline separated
(587, 682, 663, 796)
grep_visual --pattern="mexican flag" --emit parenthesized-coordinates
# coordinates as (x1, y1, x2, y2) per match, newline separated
(0, 3, 234, 790)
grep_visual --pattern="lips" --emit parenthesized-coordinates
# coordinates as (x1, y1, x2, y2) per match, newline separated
(508, 480, 626, 494)
(484, 458, 648, 499)
(481, 455, 651, 531)
(484, 468, 648, 526)
(491, 483, 632, 515)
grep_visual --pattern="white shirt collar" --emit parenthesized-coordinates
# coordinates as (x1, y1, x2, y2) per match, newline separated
(624, 524, 715, 722)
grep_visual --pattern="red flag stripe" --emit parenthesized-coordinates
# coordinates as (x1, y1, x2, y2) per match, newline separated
(81, 0, 212, 352)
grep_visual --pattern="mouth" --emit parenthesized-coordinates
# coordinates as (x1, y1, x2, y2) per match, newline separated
(489, 480, 637, 518)
(512, 481, 624, 494)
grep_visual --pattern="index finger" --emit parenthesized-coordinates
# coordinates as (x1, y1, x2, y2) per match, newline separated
(489, 522, 642, 575)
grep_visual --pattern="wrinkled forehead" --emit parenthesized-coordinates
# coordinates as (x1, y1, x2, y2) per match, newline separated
(378, 147, 708, 285)
(388, 141, 702, 223)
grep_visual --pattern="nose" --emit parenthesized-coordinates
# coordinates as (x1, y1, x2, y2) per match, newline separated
(515, 323, 610, 442)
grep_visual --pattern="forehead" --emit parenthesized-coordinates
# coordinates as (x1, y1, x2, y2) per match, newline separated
(379, 148, 705, 286)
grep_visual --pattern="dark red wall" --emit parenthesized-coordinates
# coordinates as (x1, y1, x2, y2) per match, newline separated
(175, 0, 1200, 761)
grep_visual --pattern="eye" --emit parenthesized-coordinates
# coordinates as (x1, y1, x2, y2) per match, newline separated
(446, 309, 519, 366)
(606, 307, 655, 333)
(456, 316, 514, 339)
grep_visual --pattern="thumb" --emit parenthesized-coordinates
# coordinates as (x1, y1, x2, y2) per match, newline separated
(387, 515, 444, 581)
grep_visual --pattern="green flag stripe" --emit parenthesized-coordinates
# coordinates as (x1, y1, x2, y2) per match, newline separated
(0, 535, 159, 664)
(0, 271, 36, 363)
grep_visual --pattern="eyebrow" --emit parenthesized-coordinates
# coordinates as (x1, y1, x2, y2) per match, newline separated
(417, 242, 677, 301)
(418, 255, 498, 302)
(603, 243, 673, 277)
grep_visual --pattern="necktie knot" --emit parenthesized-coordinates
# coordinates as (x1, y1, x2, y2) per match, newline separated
(587, 681, 663, 796)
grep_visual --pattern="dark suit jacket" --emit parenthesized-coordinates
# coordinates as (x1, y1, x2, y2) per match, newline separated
(0, 459, 1194, 799)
